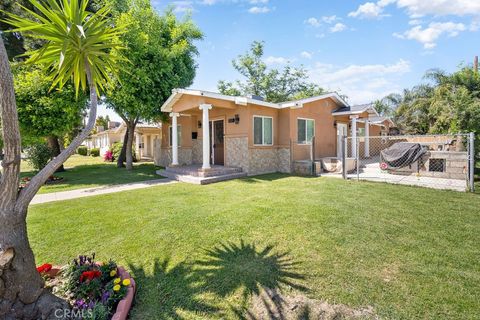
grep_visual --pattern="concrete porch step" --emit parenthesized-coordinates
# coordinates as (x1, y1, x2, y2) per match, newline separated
(165, 165, 243, 177)
(157, 169, 247, 185)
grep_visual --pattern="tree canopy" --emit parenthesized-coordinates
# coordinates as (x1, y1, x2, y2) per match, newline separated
(104, 0, 202, 169)
(376, 65, 480, 137)
(218, 41, 326, 103)
(13, 65, 87, 144)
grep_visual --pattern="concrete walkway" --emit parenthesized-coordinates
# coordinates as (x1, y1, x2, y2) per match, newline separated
(30, 178, 177, 205)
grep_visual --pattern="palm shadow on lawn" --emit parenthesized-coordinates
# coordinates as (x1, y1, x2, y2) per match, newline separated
(128, 258, 218, 320)
(194, 240, 307, 319)
(128, 241, 306, 319)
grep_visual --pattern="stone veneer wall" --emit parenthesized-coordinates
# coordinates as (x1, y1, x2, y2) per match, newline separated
(225, 137, 249, 173)
(159, 148, 192, 167)
(192, 139, 203, 164)
(226, 136, 292, 175)
(277, 148, 291, 173)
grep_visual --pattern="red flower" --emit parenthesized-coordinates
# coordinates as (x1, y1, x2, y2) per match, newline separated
(36, 263, 52, 273)
(80, 270, 102, 282)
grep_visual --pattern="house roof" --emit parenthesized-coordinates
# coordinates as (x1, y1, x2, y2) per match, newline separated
(332, 103, 379, 117)
(160, 88, 350, 112)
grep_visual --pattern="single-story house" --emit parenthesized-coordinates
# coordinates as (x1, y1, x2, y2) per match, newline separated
(85, 122, 161, 159)
(158, 89, 394, 175)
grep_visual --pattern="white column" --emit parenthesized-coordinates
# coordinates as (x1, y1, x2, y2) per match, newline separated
(351, 115, 358, 158)
(170, 112, 179, 166)
(364, 118, 370, 158)
(199, 104, 212, 170)
(135, 132, 142, 159)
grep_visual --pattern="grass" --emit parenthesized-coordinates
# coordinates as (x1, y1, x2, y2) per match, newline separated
(21, 155, 161, 194)
(27, 174, 480, 319)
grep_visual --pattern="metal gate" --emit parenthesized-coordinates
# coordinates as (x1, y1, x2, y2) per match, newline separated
(343, 133, 475, 192)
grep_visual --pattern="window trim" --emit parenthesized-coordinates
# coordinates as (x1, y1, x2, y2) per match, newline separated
(168, 125, 182, 147)
(297, 117, 315, 145)
(252, 115, 274, 146)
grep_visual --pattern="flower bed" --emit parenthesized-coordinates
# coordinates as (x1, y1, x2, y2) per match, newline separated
(19, 175, 64, 190)
(38, 255, 135, 320)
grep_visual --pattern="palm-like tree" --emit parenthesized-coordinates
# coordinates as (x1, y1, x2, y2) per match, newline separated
(0, 0, 124, 317)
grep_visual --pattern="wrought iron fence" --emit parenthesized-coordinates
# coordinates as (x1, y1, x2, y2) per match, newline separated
(343, 133, 475, 192)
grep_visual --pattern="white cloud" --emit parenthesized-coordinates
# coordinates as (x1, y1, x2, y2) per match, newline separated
(395, 0, 480, 17)
(348, 0, 394, 19)
(350, 0, 480, 19)
(394, 22, 466, 49)
(308, 59, 411, 103)
(248, 6, 271, 14)
(172, 1, 195, 12)
(330, 23, 347, 33)
(249, 0, 268, 3)
(305, 17, 321, 27)
(322, 15, 338, 24)
(300, 51, 313, 59)
(264, 56, 290, 65)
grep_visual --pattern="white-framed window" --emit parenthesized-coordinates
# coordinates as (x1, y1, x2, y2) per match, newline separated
(358, 128, 366, 137)
(297, 118, 315, 144)
(253, 116, 273, 146)
(169, 125, 181, 146)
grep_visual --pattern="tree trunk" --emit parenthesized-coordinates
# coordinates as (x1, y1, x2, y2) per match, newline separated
(0, 212, 69, 319)
(46, 136, 65, 172)
(125, 122, 136, 171)
(116, 128, 128, 168)
(0, 37, 99, 318)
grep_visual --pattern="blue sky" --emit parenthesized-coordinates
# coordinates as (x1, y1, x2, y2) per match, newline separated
(100, 0, 480, 120)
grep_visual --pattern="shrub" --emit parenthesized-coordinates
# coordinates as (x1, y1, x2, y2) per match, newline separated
(111, 142, 137, 162)
(90, 148, 100, 157)
(104, 150, 114, 162)
(26, 143, 53, 172)
(77, 146, 88, 156)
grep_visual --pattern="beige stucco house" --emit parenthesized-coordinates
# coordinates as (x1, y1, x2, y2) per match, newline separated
(157, 89, 393, 176)
(85, 122, 161, 159)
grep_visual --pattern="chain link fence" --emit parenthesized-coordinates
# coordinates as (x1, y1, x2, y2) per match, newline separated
(343, 133, 475, 192)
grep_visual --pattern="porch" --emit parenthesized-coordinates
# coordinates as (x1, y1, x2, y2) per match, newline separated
(157, 165, 247, 185)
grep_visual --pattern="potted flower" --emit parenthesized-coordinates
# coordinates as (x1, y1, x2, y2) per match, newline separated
(38, 254, 135, 320)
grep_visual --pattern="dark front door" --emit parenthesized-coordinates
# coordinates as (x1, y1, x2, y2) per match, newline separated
(210, 120, 224, 165)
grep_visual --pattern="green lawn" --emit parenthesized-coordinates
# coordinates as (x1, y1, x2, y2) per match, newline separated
(21, 155, 161, 194)
(28, 175, 480, 319)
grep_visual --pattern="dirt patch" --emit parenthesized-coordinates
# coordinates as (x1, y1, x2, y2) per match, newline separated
(244, 288, 377, 320)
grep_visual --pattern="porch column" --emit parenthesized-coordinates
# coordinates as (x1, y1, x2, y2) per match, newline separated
(199, 104, 212, 170)
(135, 132, 142, 159)
(364, 118, 370, 158)
(350, 115, 358, 158)
(170, 112, 180, 166)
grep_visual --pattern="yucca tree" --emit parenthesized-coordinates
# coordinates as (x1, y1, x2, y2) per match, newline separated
(0, 0, 124, 318)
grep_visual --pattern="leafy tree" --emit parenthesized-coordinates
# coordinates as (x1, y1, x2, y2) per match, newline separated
(95, 115, 110, 131)
(0, 0, 124, 317)
(105, 0, 202, 170)
(381, 64, 480, 153)
(13, 65, 87, 171)
(218, 41, 326, 103)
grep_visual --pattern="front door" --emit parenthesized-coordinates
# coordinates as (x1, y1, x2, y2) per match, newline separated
(209, 120, 224, 165)
(337, 123, 348, 158)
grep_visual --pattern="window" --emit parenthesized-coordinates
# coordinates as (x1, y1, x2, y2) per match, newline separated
(297, 118, 314, 144)
(429, 159, 445, 172)
(169, 126, 181, 146)
(358, 128, 365, 137)
(253, 116, 273, 145)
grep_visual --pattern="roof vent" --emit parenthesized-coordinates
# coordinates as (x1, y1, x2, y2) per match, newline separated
(248, 95, 265, 101)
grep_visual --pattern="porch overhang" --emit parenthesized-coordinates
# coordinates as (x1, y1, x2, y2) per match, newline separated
(160, 88, 281, 113)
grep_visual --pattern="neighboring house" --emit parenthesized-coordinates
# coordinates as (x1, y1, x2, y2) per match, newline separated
(85, 122, 161, 159)
(158, 89, 394, 175)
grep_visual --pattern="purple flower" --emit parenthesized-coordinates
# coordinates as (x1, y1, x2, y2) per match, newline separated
(74, 299, 86, 309)
(87, 301, 95, 309)
(101, 290, 111, 304)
